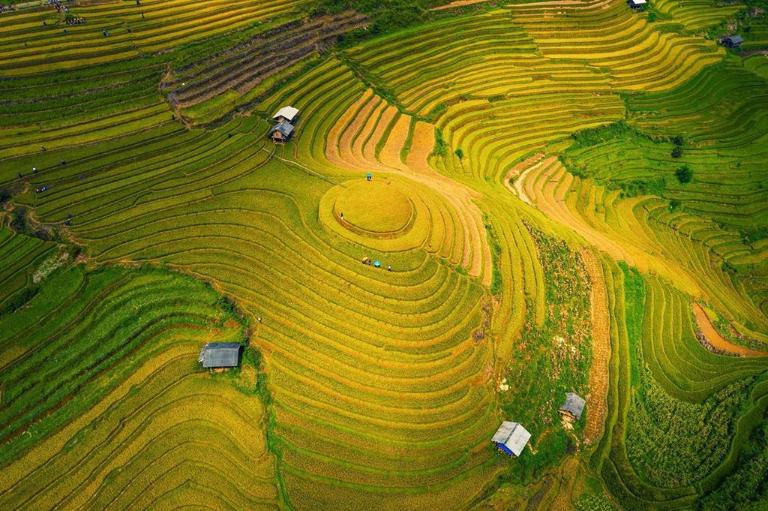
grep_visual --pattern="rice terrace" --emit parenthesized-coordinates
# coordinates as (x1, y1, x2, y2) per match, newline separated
(2, 0, 768, 508)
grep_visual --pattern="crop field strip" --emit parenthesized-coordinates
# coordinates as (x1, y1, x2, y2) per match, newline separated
(0, 229, 278, 510)
(0, 0, 309, 76)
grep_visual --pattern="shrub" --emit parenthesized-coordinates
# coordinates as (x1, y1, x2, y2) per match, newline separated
(675, 165, 692, 183)
(10, 207, 28, 232)
(671, 146, 682, 158)
(741, 227, 768, 245)
(454, 148, 464, 160)
(721, 260, 737, 274)
(483, 215, 502, 295)
(434, 127, 447, 156)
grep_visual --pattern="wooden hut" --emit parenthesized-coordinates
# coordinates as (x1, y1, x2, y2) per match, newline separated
(628, 0, 647, 9)
(270, 121, 295, 143)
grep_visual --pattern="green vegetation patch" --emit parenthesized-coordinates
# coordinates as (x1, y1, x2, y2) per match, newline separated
(0, 229, 246, 467)
(498, 224, 592, 480)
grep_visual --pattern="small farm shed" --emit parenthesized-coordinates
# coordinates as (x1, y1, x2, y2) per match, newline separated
(270, 121, 294, 143)
(721, 35, 744, 48)
(559, 392, 586, 421)
(273, 106, 299, 124)
(627, 0, 646, 8)
(491, 421, 531, 457)
(199, 342, 242, 369)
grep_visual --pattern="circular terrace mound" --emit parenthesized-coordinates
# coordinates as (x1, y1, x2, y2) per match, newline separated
(333, 179, 414, 237)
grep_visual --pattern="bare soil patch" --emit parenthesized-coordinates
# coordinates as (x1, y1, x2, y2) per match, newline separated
(693, 303, 767, 357)
(431, 0, 490, 11)
(506, 152, 545, 204)
(580, 249, 610, 445)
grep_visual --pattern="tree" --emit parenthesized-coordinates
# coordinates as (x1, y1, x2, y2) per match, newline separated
(454, 148, 464, 160)
(675, 166, 692, 184)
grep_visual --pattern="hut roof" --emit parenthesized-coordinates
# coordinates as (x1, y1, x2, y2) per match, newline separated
(270, 121, 294, 137)
(560, 392, 586, 420)
(199, 342, 242, 368)
(491, 421, 531, 457)
(726, 35, 744, 45)
(629, 0, 647, 5)
(273, 106, 299, 122)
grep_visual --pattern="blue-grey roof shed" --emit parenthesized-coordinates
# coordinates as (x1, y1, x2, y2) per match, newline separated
(199, 342, 242, 368)
(722, 35, 744, 47)
(270, 121, 294, 141)
(559, 392, 586, 420)
(491, 421, 531, 457)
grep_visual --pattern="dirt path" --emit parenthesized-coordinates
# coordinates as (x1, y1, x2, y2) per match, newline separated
(505, 152, 544, 205)
(431, 0, 489, 10)
(581, 249, 610, 445)
(742, 49, 768, 57)
(432, 0, 603, 10)
(693, 303, 767, 358)
(547, 456, 581, 511)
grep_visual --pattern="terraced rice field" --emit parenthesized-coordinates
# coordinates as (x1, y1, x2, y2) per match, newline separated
(1, 0, 768, 509)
